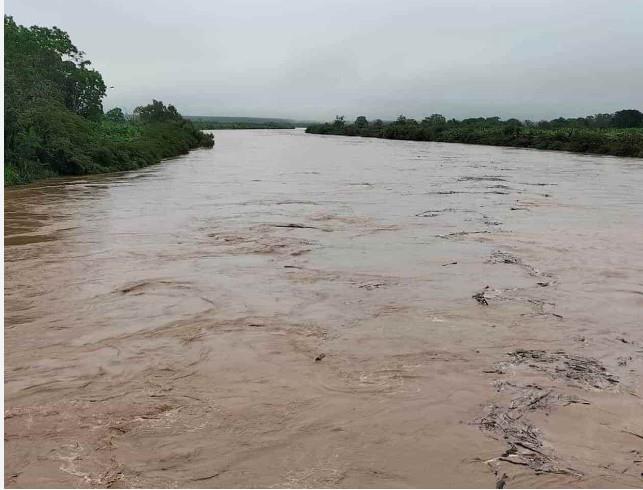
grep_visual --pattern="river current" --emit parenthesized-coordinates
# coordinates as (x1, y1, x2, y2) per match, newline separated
(5, 129, 643, 487)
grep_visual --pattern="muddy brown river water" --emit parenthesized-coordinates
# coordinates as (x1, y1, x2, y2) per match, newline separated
(5, 129, 643, 488)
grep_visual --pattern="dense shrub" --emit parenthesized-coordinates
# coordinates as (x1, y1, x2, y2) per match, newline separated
(306, 112, 643, 158)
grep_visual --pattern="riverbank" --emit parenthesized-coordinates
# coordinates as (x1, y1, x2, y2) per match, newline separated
(306, 113, 643, 157)
(4, 116, 215, 186)
(5, 130, 642, 488)
(4, 116, 214, 186)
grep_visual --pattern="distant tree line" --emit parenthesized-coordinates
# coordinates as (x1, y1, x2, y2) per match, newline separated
(306, 110, 643, 157)
(191, 121, 295, 130)
(4, 16, 214, 185)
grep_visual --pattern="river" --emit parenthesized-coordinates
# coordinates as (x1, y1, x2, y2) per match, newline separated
(5, 129, 643, 487)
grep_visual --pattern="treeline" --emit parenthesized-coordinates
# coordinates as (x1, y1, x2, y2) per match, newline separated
(4, 16, 214, 185)
(306, 110, 643, 157)
(191, 121, 295, 130)
(186, 116, 296, 130)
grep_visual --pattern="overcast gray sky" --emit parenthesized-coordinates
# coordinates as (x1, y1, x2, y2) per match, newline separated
(6, 0, 643, 120)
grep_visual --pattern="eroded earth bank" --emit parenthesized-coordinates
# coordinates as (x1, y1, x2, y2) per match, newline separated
(5, 130, 643, 488)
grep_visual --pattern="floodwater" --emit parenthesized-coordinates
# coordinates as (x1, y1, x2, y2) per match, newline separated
(5, 129, 643, 488)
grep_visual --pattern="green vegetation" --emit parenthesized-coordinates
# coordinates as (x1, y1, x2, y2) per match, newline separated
(306, 111, 643, 157)
(186, 116, 296, 130)
(4, 16, 214, 185)
(192, 121, 295, 130)
(193, 122, 294, 129)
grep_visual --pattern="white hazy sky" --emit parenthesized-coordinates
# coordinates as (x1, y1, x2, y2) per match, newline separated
(6, 0, 643, 120)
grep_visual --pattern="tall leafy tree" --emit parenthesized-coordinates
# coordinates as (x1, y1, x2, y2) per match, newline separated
(4, 16, 213, 185)
(134, 100, 183, 123)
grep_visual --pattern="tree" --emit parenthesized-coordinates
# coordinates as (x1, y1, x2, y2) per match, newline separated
(505, 118, 523, 127)
(591, 113, 613, 128)
(105, 107, 125, 122)
(612, 109, 643, 128)
(133, 100, 182, 123)
(422, 114, 446, 126)
(4, 16, 214, 184)
(354, 116, 368, 128)
(4, 15, 106, 120)
(64, 62, 106, 120)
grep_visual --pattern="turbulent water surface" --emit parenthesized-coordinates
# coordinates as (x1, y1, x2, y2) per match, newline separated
(5, 129, 643, 488)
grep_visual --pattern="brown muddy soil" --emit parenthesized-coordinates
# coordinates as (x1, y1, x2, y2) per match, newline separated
(5, 129, 643, 488)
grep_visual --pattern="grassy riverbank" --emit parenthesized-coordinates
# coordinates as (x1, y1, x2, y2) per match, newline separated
(4, 16, 214, 185)
(306, 112, 643, 157)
